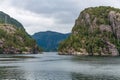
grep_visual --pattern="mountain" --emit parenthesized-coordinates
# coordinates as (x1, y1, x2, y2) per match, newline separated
(58, 6, 120, 56)
(32, 31, 70, 51)
(0, 11, 40, 54)
(0, 11, 23, 28)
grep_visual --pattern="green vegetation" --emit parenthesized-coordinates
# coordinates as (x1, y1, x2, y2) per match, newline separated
(82, 6, 120, 25)
(59, 25, 120, 54)
(0, 24, 39, 53)
(58, 6, 120, 55)
(32, 31, 70, 52)
(0, 11, 42, 54)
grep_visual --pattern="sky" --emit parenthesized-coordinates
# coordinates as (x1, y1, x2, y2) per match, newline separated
(0, 0, 120, 35)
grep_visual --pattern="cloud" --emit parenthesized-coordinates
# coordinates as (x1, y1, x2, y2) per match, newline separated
(10, 0, 78, 24)
(0, 0, 120, 35)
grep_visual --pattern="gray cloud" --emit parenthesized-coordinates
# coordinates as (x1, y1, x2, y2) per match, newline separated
(0, 0, 120, 35)
(10, 0, 120, 24)
(10, 0, 78, 24)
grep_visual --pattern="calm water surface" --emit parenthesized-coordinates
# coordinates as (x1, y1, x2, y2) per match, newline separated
(0, 52, 120, 80)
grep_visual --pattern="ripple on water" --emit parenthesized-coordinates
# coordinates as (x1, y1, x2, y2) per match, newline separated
(0, 53, 120, 80)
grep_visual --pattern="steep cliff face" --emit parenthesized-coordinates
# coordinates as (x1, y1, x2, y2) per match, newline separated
(58, 6, 120, 56)
(109, 11, 120, 39)
(0, 12, 40, 54)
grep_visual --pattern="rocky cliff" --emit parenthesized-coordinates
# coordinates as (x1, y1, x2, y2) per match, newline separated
(0, 12, 40, 54)
(58, 6, 120, 56)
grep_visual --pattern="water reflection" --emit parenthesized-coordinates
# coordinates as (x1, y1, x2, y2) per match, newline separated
(0, 66, 72, 80)
(0, 66, 25, 79)
(71, 73, 120, 80)
(1, 67, 120, 80)
(0, 53, 120, 80)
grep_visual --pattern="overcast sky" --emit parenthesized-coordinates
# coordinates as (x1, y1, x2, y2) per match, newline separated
(0, 0, 120, 35)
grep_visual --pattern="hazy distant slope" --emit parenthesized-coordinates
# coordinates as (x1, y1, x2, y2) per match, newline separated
(0, 11, 23, 28)
(32, 31, 70, 51)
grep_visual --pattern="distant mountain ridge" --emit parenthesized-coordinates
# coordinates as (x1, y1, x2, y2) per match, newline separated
(32, 31, 70, 52)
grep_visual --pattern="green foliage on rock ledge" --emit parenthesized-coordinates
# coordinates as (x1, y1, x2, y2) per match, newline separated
(0, 24, 39, 54)
(0, 11, 42, 54)
(82, 6, 120, 25)
(58, 6, 120, 56)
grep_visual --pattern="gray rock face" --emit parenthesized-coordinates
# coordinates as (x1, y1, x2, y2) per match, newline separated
(99, 25, 112, 32)
(85, 13, 91, 25)
(103, 41, 119, 56)
(59, 7, 120, 56)
(74, 10, 120, 56)
(0, 39, 4, 47)
(109, 11, 120, 39)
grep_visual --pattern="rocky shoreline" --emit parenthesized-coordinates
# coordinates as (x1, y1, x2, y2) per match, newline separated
(58, 52, 119, 56)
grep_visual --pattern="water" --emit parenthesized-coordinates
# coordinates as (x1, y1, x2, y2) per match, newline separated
(0, 52, 120, 80)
